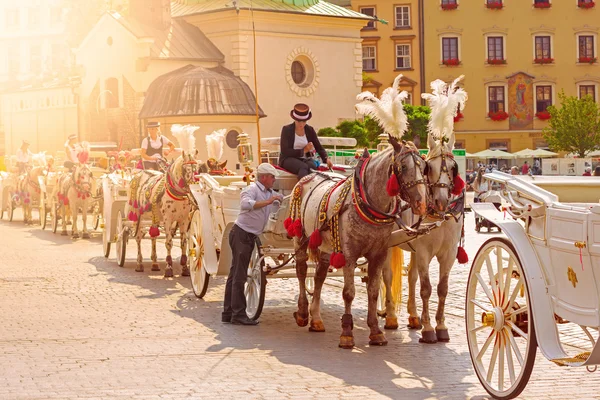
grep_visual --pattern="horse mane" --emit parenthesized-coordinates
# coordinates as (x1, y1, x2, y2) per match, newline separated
(355, 74, 409, 139)
(205, 129, 226, 161)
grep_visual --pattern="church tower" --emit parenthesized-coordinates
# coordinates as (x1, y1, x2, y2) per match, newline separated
(128, 0, 171, 29)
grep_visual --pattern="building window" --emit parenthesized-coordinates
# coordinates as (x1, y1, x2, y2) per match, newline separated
(487, 37, 504, 61)
(395, 44, 411, 69)
(30, 45, 41, 74)
(406, 92, 413, 105)
(105, 78, 119, 108)
(534, 36, 552, 59)
(488, 140, 510, 151)
(441, 0, 458, 7)
(226, 130, 240, 149)
(5, 9, 19, 30)
(442, 37, 459, 62)
(360, 7, 376, 29)
(28, 8, 40, 27)
(534, 0, 550, 6)
(578, 35, 595, 59)
(51, 44, 67, 71)
(536, 86, 552, 112)
(50, 7, 62, 24)
(291, 61, 306, 85)
(362, 46, 377, 71)
(488, 86, 505, 112)
(7, 45, 19, 76)
(394, 6, 410, 28)
(579, 85, 596, 101)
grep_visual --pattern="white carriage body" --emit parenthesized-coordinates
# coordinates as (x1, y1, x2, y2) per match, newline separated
(471, 172, 600, 366)
(0, 171, 17, 217)
(101, 172, 131, 253)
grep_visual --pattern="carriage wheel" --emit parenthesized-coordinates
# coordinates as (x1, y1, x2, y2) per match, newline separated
(116, 210, 128, 267)
(51, 202, 59, 233)
(93, 213, 100, 231)
(245, 245, 266, 321)
(8, 197, 14, 222)
(39, 196, 47, 230)
(102, 225, 111, 258)
(189, 210, 210, 298)
(466, 238, 537, 400)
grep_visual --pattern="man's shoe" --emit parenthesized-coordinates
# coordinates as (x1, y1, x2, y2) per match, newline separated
(231, 316, 259, 326)
(222, 313, 232, 323)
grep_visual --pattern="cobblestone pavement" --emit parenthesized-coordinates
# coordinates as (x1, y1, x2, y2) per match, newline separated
(0, 203, 598, 400)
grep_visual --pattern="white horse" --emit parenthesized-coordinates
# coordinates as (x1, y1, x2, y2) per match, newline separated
(54, 158, 95, 238)
(382, 76, 469, 343)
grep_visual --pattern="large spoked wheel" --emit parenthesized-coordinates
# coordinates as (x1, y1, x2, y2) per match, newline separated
(116, 210, 128, 267)
(102, 225, 111, 258)
(39, 196, 47, 230)
(8, 196, 14, 222)
(92, 213, 100, 231)
(466, 238, 537, 400)
(189, 210, 209, 298)
(245, 244, 266, 321)
(51, 202, 59, 233)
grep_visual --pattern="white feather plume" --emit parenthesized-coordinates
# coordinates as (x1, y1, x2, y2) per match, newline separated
(355, 74, 409, 138)
(421, 75, 468, 143)
(171, 124, 198, 155)
(205, 129, 226, 161)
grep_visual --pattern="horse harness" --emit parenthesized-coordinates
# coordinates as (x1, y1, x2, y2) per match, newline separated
(427, 152, 458, 192)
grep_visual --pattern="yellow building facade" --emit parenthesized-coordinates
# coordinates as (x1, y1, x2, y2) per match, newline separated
(339, 0, 423, 104)
(424, 0, 599, 153)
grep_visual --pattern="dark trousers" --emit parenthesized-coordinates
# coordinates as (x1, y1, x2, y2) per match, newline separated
(223, 224, 257, 319)
(281, 157, 315, 179)
(143, 161, 159, 171)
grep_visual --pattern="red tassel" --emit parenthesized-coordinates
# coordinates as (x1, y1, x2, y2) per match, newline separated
(283, 217, 292, 230)
(332, 252, 346, 268)
(133, 200, 139, 209)
(63, 198, 69, 206)
(179, 178, 185, 188)
(308, 229, 322, 249)
(386, 173, 400, 196)
(452, 174, 465, 196)
(149, 226, 160, 237)
(292, 218, 303, 238)
(457, 246, 469, 264)
(145, 203, 152, 212)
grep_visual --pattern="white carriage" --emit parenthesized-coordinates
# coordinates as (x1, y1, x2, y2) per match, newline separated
(101, 171, 131, 260)
(187, 137, 364, 320)
(467, 171, 600, 399)
(0, 170, 17, 221)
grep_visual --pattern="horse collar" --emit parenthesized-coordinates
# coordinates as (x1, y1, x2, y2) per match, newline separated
(352, 157, 398, 225)
(165, 174, 188, 201)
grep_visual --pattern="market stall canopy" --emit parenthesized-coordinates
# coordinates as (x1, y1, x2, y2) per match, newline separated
(471, 149, 516, 159)
(513, 148, 558, 158)
(465, 152, 477, 158)
(139, 64, 266, 119)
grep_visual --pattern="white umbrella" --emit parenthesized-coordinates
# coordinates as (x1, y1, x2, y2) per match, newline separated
(471, 149, 515, 159)
(512, 148, 535, 158)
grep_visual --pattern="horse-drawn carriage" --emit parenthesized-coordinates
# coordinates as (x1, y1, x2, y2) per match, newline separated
(468, 171, 600, 399)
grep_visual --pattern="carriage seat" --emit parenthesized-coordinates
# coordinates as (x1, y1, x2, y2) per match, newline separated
(260, 136, 357, 149)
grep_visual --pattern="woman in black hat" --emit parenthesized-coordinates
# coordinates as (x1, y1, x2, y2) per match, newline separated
(279, 103, 333, 179)
(141, 121, 175, 171)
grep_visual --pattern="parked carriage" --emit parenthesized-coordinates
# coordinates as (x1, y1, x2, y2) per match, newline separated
(0, 170, 17, 221)
(101, 171, 133, 261)
(468, 171, 600, 399)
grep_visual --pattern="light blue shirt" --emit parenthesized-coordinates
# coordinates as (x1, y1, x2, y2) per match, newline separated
(235, 181, 279, 235)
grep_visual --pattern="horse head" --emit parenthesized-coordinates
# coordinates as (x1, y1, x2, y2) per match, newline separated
(422, 75, 468, 213)
(73, 163, 93, 193)
(388, 136, 428, 215)
(171, 150, 200, 189)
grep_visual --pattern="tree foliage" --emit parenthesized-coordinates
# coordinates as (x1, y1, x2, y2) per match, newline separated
(318, 104, 432, 149)
(542, 91, 600, 158)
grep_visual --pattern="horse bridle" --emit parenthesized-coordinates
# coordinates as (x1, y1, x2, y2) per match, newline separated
(392, 149, 427, 203)
(427, 152, 457, 194)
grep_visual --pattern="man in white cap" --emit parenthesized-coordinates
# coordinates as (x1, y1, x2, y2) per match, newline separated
(223, 163, 283, 325)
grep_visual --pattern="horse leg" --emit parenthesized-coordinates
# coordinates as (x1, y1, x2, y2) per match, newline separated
(339, 261, 357, 349)
(61, 204, 68, 236)
(81, 201, 89, 239)
(150, 235, 160, 271)
(434, 249, 454, 342)
(407, 254, 422, 329)
(135, 227, 144, 272)
(366, 251, 387, 346)
(416, 253, 436, 344)
(381, 250, 399, 330)
(180, 224, 190, 276)
(293, 242, 309, 327)
(308, 252, 329, 332)
(71, 206, 80, 239)
(164, 224, 176, 278)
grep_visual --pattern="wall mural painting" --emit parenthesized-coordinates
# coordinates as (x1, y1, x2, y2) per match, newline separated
(508, 72, 534, 130)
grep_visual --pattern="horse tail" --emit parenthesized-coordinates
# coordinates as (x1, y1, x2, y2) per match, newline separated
(389, 247, 404, 309)
(308, 246, 320, 263)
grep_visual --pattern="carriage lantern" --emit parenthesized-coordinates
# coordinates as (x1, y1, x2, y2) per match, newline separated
(236, 132, 253, 166)
(377, 133, 391, 153)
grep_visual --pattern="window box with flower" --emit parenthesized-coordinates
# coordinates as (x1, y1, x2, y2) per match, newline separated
(454, 112, 464, 122)
(442, 58, 460, 66)
(578, 56, 597, 64)
(535, 110, 551, 120)
(533, 1, 551, 8)
(441, 3, 458, 10)
(578, 1, 595, 8)
(487, 58, 507, 65)
(488, 111, 509, 121)
(486, 1, 503, 9)
(534, 57, 554, 64)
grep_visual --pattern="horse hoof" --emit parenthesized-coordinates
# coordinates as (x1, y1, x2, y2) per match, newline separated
(72, 233, 79, 239)
(82, 233, 90, 239)
(407, 316, 422, 330)
(308, 320, 325, 332)
(369, 333, 388, 346)
(181, 266, 190, 277)
(419, 330, 437, 344)
(339, 335, 355, 349)
(151, 264, 160, 272)
(384, 317, 399, 330)
(164, 269, 174, 278)
(61, 231, 68, 236)
(135, 265, 144, 272)
(293, 312, 308, 327)
(436, 329, 450, 342)
(377, 310, 387, 318)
